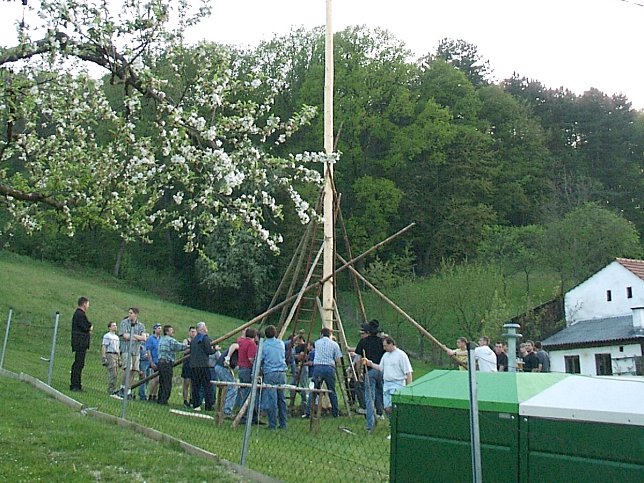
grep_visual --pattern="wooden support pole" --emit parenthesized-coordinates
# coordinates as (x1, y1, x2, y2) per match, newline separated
(130, 223, 416, 390)
(277, 243, 325, 340)
(337, 254, 466, 369)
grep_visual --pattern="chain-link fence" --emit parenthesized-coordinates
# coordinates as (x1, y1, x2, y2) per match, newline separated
(0, 306, 391, 482)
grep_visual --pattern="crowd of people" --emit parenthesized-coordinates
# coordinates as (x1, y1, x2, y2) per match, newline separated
(448, 336, 551, 373)
(69, 297, 413, 436)
(69, 296, 551, 432)
(68, 298, 555, 435)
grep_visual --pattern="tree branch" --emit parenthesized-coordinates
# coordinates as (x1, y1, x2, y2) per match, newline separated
(2, 33, 213, 150)
(0, 183, 68, 209)
(0, 32, 69, 66)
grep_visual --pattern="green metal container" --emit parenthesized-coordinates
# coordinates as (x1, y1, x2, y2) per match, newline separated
(390, 370, 644, 483)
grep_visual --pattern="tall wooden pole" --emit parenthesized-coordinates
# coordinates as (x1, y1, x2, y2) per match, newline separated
(322, 0, 335, 329)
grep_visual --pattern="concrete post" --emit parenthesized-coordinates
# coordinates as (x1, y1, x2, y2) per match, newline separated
(0, 308, 13, 369)
(503, 323, 522, 373)
(47, 311, 60, 386)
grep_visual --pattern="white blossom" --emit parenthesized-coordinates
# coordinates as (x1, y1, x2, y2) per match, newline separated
(0, 0, 327, 256)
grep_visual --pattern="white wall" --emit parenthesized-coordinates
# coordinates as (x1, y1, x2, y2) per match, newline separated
(564, 262, 644, 324)
(549, 344, 643, 376)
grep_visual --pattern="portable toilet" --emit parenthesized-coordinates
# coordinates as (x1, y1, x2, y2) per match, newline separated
(390, 370, 643, 483)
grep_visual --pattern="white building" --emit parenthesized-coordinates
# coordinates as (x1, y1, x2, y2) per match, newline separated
(543, 258, 644, 376)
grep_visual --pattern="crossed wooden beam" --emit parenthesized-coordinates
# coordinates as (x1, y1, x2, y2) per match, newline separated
(131, 221, 464, 391)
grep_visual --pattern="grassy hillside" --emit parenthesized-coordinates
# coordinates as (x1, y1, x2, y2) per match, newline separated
(0, 250, 245, 338)
(0, 250, 249, 388)
(0, 253, 393, 482)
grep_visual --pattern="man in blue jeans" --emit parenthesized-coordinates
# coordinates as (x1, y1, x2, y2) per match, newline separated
(260, 325, 288, 429)
(304, 327, 342, 418)
(143, 323, 162, 402)
(214, 343, 239, 418)
(355, 319, 385, 431)
(138, 344, 150, 400)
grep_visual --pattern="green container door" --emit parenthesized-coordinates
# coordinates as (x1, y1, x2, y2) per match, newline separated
(523, 417, 644, 483)
(391, 404, 520, 482)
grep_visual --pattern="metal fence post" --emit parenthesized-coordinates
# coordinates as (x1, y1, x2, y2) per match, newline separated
(467, 342, 482, 483)
(121, 323, 134, 419)
(240, 336, 264, 466)
(47, 312, 60, 386)
(0, 308, 13, 369)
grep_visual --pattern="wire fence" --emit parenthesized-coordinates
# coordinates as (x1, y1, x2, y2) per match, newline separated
(0, 305, 391, 482)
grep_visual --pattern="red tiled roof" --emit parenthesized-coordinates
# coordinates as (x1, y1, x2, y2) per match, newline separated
(616, 258, 644, 280)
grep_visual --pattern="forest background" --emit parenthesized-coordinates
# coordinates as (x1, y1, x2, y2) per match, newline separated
(2, 21, 642, 359)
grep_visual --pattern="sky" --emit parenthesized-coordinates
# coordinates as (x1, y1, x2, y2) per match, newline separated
(2, 0, 643, 109)
(201, 0, 644, 110)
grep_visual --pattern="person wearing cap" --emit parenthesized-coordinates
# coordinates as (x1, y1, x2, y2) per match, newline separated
(355, 319, 385, 432)
(143, 323, 162, 402)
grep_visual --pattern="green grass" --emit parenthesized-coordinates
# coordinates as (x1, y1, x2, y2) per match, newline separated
(0, 376, 240, 482)
(0, 250, 243, 339)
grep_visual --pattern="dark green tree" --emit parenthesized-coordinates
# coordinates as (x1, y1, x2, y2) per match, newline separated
(345, 175, 403, 256)
(477, 85, 553, 225)
(541, 203, 641, 293)
(477, 224, 545, 294)
(435, 38, 493, 87)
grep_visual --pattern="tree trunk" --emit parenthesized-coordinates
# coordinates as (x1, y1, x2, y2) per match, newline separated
(524, 269, 531, 294)
(113, 239, 126, 278)
(165, 230, 175, 268)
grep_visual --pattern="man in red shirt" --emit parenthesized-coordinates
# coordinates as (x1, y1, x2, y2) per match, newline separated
(236, 328, 258, 421)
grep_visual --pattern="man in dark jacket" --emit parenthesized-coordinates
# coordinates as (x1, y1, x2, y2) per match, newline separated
(190, 321, 216, 411)
(355, 319, 385, 432)
(70, 296, 92, 391)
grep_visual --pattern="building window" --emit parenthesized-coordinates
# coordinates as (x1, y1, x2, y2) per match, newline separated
(595, 353, 613, 376)
(564, 355, 581, 374)
(606, 290, 612, 301)
(626, 286, 633, 299)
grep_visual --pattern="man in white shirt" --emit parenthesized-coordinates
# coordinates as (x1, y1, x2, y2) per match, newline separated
(101, 321, 120, 395)
(474, 336, 497, 372)
(364, 336, 413, 419)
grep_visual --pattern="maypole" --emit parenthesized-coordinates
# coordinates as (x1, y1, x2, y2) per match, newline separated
(321, 0, 335, 329)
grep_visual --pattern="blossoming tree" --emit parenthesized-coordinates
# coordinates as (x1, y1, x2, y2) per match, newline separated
(0, 0, 327, 257)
